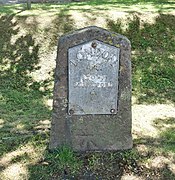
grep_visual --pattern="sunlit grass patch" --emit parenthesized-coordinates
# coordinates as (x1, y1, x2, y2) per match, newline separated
(107, 13, 175, 104)
(0, 0, 175, 16)
(0, 4, 25, 14)
(0, 139, 47, 180)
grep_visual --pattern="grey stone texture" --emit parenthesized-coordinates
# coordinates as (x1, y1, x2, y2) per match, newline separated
(50, 26, 132, 151)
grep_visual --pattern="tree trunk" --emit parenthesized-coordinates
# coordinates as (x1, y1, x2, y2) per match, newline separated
(27, 0, 31, 10)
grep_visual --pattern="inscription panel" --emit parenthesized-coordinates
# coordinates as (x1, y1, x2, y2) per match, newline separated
(68, 40, 120, 115)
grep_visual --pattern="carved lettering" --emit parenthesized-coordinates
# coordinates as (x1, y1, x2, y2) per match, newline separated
(74, 74, 113, 88)
(74, 46, 118, 88)
(76, 47, 117, 64)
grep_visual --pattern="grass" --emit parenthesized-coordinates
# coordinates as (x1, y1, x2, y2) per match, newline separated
(0, 0, 175, 179)
(0, 0, 175, 14)
(108, 14, 175, 104)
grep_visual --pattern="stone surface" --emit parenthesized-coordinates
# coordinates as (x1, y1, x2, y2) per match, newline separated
(50, 26, 132, 151)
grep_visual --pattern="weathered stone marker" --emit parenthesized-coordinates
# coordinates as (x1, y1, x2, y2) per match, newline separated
(50, 26, 132, 151)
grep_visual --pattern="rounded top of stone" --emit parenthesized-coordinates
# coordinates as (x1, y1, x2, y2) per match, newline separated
(58, 26, 131, 50)
(60, 26, 107, 38)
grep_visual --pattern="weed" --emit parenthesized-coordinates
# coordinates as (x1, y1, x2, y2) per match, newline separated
(45, 147, 82, 176)
(55, 146, 82, 174)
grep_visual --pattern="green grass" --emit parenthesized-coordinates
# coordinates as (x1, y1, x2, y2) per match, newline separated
(28, 146, 82, 179)
(0, 0, 175, 179)
(154, 117, 175, 153)
(107, 13, 175, 104)
(0, 0, 175, 14)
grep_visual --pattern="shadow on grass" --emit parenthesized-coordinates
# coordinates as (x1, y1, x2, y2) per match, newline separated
(0, 3, 27, 14)
(1, 0, 175, 15)
(107, 13, 175, 104)
(0, 10, 75, 179)
(153, 117, 175, 153)
(70, 0, 175, 7)
(14, 7, 75, 52)
(46, 8, 75, 50)
(135, 117, 175, 154)
(37, 0, 175, 8)
(133, 116, 175, 179)
(0, 7, 174, 180)
(45, 0, 175, 12)
(27, 114, 175, 179)
(0, 14, 51, 155)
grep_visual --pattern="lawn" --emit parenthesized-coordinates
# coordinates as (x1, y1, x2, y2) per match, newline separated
(0, 0, 175, 179)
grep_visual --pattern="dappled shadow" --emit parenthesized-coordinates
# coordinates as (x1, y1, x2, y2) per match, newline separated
(0, 10, 75, 179)
(107, 13, 175, 104)
(67, 0, 175, 14)
(0, 14, 51, 165)
(46, 8, 75, 50)
(73, 0, 175, 7)
(28, 114, 175, 179)
(153, 117, 175, 152)
(0, 4, 174, 179)
(34, 0, 175, 8)
(0, 3, 29, 14)
(28, 104, 175, 179)
(15, 7, 75, 51)
(28, 148, 124, 179)
(135, 124, 175, 154)
(131, 116, 175, 179)
(1, 0, 172, 14)
(154, 117, 175, 127)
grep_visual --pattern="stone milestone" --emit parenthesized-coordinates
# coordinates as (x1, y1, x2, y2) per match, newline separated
(50, 26, 132, 151)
